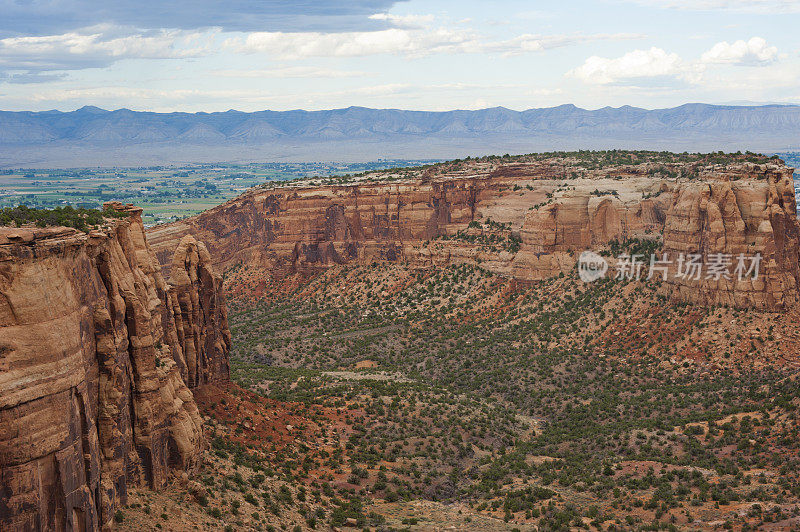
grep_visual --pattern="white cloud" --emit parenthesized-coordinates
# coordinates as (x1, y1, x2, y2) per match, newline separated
(347, 83, 412, 96)
(488, 33, 643, 56)
(367, 13, 435, 28)
(0, 26, 212, 73)
(0, 15, 643, 78)
(213, 66, 367, 78)
(692, 62, 800, 92)
(225, 26, 641, 60)
(570, 37, 778, 86)
(569, 47, 700, 85)
(629, 0, 800, 13)
(13, 82, 540, 109)
(700, 37, 777, 65)
(225, 28, 478, 59)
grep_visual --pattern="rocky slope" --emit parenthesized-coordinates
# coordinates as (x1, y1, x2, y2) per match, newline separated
(148, 153, 800, 310)
(0, 204, 229, 531)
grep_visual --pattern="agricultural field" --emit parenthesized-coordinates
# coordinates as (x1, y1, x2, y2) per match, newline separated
(0, 152, 795, 226)
(110, 151, 800, 530)
(0, 159, 438, 226)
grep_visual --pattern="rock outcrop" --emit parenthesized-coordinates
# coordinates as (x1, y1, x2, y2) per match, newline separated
(147, 156, 800, 309)
(651, 174, 795, 308)
(168, 235, 230, 389)
(0, 204, 229, 531)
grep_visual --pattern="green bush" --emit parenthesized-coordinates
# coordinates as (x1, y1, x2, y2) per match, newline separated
(0, 204, 128, 232)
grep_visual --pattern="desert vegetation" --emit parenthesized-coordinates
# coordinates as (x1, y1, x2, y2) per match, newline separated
(0, 204, 128, 231)
(140, 260, 800, 531)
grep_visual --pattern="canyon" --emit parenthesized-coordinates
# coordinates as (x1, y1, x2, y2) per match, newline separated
(2, 151, 800, 531)
(148, 152, 800, 310)
(0, 203, 229, 530)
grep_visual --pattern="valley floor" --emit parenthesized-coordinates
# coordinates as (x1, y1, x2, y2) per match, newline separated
(116, 262, 800, 531)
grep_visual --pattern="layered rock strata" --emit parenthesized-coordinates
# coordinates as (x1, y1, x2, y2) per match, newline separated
(0, 204, 229, 531)
(147, 158, 799, 309)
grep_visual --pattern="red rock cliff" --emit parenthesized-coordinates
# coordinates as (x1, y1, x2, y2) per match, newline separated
(147, 156, 800, 309)
(0, 205, 229, 531)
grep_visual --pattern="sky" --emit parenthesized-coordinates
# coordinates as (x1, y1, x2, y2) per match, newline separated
(0, 0, 798, 112)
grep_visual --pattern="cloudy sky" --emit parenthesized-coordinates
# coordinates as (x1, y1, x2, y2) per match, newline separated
(0, 0, 797, 112)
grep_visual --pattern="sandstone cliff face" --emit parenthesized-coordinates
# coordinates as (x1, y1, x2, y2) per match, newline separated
(168, 236, 230, 389)
(0, 205, 229, 531)
(659, 171, 800, 308)
(147, 158, 799, 309)
(150, 179, 488, 279)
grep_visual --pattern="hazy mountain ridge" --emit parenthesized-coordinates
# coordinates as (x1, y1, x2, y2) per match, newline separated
(3, 103, 800, 142)
(2, 103, 799, 167)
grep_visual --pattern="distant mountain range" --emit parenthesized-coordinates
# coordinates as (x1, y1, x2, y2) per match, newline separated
(1, 103, 799, 167)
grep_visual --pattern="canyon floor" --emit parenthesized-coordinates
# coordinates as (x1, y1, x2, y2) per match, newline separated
(113, 259, 800, 531)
